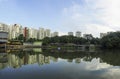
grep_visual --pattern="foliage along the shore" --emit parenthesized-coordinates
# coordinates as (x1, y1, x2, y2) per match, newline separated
(101, 32, 120, 49)
(42, 35, 100, 45)
(42, 32, 120, 49)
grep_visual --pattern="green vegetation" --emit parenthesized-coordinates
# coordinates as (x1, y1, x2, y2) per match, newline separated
(42, 35, 100, 45)
(101, 32, 120, 49)
(12, 34, 41, 43)
(13, 34, 25, 42)
(27, 38, 41, 43)
(11, 32, 120, 49)
(42, 32, 120, 49)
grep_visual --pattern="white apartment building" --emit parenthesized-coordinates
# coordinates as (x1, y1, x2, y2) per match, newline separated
(38, 28, 45, 39)
(8, 25, 12, 39)
(76, 31, 81, 37)
(9, 24, 23, 39)
(28, 28, 38, 39)
(83, 34, 93, 40)
(0, 23, 8, 32)
(68, 32, 74, 36)
(0, 22, 57, 40)
(51, 32, 59, 37)
(44, 29, 51, 37)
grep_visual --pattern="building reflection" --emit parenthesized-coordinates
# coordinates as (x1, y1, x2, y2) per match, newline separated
(0, 48, 120, 69)
(0, 53, 8, 69)
(67, 59, 73, 62)
(75, 58, 81, 63)
(50, 56, 58, 62)
(0, 49, 58, 69)
(7, 53, 51, 68)
(8, 53, 21, 68)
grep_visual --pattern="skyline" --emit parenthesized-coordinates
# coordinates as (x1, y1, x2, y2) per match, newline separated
(0, 0, 120, 37)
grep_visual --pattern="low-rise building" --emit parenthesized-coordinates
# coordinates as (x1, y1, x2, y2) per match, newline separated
(0, 32, 8, 43)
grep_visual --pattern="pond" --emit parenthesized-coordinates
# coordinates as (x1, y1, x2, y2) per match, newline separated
(0, 48, 120, 79)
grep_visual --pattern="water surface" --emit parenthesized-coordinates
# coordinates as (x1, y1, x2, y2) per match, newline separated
(0, 48, 120, 79)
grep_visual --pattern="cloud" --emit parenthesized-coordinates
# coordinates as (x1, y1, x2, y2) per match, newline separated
(62, 0, 120, 37)
(81, 58, 120, 79)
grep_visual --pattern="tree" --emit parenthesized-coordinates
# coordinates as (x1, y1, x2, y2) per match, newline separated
(101, 32, 120, 49)
(14, 34, 25, 42)
(42, 35, 97, 45)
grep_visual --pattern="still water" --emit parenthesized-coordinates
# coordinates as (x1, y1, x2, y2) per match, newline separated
(0, 48, 120, 79)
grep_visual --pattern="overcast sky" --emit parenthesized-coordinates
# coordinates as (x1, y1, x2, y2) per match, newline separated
(0, 0, 120, 37)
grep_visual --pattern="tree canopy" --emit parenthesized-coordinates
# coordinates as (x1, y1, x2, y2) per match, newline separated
(42, 35, 100, 45)
(101, 32, 120, 49)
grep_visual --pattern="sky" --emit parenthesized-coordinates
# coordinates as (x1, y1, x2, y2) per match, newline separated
(0, 0, 120, 37)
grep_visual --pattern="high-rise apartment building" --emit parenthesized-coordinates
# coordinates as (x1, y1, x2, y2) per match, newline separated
(23, 27, 29, 40)
(28, 28, 38, 39)
(76, 31, 81, 37)
(44, 29, 51, 37)
(8, 25, 12, 39)
(38, 28, 45, 39)
(51, 32, 59, 37)
(0, 22, 58, 40)
(83, 34, 93, 40)
(0, 23, 8, 32)
(8, 24, 23, 39)
(68, 32, 74, 36)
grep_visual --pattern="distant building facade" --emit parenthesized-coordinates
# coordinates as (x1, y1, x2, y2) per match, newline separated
(0, 32, 8, 43)
(76, 31, 81, 37)
(107, 31, 113, 35)
(0, 23, 8, 32)
(51, 32, 59, 37)
(83, 34, 93, 40)
(23, 27, 29, 40)
(28, 28, 38, 39)
(68, 32, 74, 36)
(44, 29, 51, 37)
(0, 22, 61, 40)
(9, 24, 23, 39)
(38, 28, 45, 39)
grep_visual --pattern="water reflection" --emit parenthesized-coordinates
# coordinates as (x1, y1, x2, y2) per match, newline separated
(0, 49, 120, 69)
(0, 53, 8, 69)
(0, 48, 120, 79)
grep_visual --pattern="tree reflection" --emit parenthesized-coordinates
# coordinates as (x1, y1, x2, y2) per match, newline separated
(42, 49, 120, 66)
(0, 48, 120, 70)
